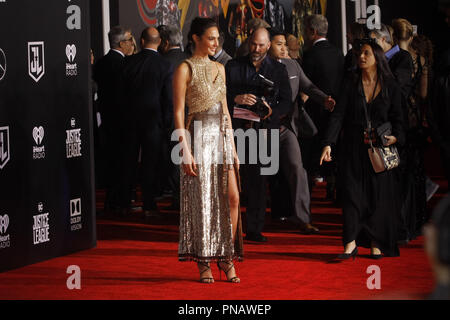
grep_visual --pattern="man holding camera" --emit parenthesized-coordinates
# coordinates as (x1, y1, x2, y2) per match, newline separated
(226, 27, 292, 242)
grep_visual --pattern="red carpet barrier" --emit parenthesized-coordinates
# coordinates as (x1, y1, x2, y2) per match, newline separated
(0, 0, 96, 272)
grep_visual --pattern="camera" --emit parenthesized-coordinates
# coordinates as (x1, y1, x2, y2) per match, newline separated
(238, 74, 276, 119)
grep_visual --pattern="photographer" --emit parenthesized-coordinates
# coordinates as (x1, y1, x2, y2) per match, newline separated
(226, 27, 292, 242)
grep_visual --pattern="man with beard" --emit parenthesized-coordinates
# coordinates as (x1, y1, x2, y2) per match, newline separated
(226, 27, 292, 242)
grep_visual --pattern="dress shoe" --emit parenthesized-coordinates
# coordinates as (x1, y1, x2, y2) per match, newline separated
(300, 223, 320, 235)
(244, 233, 267, 242)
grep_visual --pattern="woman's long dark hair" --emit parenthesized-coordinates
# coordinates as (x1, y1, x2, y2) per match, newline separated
(352, 38, 394, 100)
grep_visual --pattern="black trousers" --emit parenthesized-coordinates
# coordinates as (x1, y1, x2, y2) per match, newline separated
(101, 119, 123, 209)
(119, 117, 163, 210)
(239, 122, 276, 235)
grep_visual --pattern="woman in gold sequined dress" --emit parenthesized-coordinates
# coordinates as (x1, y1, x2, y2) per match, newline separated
(173, 17, 243, 283)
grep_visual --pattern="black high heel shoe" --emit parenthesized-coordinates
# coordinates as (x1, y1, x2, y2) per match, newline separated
(337, 247, 358, 260)
(198, 262, 214, 283)
(217, 261, 240, 283)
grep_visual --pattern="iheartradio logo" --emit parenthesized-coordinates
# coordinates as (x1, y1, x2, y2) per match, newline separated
(33, 126, 44, 145)
(0, 214, 9, 234)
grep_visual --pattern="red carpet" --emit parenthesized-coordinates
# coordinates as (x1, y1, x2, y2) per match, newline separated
(1, 177, 446, 300)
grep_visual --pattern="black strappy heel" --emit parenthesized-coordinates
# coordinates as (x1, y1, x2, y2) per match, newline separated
(217, 261, 240, 283)
(198, 262, 214, 283)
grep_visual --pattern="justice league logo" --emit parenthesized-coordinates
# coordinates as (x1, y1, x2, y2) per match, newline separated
(28, 42, 45, 82)
(137, 0, 157, 25)
(0, 126, 10, 169)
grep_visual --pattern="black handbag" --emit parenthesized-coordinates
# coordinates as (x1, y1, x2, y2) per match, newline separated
(362, 78, 400, 173)
(297, 99, 318, 138)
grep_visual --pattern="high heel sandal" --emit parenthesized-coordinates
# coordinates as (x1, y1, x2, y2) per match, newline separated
(337, 247, 358, 260)
(370, 248, 383, 260)
(198, 262, 214, 284)
(217, 261, 240, 283)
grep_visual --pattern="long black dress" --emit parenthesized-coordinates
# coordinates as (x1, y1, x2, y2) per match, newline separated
(323, 76, 405, 257)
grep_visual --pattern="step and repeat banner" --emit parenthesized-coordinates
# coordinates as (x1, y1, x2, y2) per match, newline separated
(0, 0, 96, 272)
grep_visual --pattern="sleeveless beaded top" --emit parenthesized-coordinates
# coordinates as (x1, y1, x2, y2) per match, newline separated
(184, 56, 226, 116)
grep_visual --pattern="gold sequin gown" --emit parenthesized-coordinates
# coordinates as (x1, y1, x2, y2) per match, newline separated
(178, 56, 243, 263)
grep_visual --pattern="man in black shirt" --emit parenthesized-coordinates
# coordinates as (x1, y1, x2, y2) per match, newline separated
(226, 27, 292, 242)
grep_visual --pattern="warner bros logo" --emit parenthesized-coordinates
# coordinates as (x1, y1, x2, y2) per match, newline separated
(28, 42, 45, 82)
(0, 126, 10, 169)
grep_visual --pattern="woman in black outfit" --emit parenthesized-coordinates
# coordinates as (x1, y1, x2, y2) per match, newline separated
(320, 39, 405, 259)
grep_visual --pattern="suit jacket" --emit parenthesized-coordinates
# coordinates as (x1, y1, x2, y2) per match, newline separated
(163, 47, 189, 69)
(302, 40, 344, 129)
(93, 49, 125, 128)
(280, 58, 328, 136)
(225, 55, 292, 129)
(122, 49, 174, 129)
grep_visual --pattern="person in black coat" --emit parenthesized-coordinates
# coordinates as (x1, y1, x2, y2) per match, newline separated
(93, 25, 134, 215)
(157, 24, 188, 210)
(158, 24, 189, 67)
(301, 14, 344, 201)
(370, 24, 425, 243)
(226, 27, 292, 242)
(320, 39, 405, 259)
(429, 49, 450, 186)
(120, 27, 174, 218)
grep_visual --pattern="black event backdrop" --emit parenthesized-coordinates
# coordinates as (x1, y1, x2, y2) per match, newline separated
(0, 0, 96, 272)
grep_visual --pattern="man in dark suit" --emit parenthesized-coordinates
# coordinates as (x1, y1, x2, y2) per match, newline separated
(158, 25, 189, 67)
(93, 25, 134, 216)
(226, 27, 292, 242)
(301, 14, 344, 201)
(157, 24, 187, 210)
(370, 24, 416, 242)
(120, 27, 174, 219)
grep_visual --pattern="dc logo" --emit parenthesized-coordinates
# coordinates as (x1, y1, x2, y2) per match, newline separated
(70, 198, 81, 217)
(0, 126, 10, 170)
(28, 42, 45, 82)
(66, 44, 76, 63)
(71, 118, 76, 128)
(0, 215, 9, 234)
(137, 0, 157, 25)
(33, 126, 45, 145)
(38, 202, 44, 213)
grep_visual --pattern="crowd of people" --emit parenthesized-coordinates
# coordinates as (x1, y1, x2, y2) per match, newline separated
(91, 12, 450, 285)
